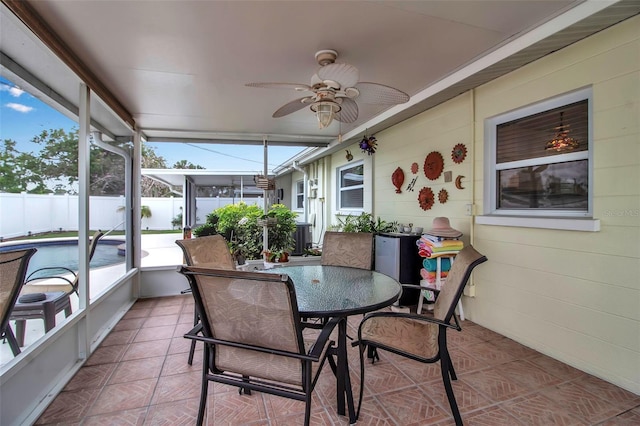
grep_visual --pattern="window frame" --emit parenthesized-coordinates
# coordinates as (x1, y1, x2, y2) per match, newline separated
(337, 160, 364, 212)
(294, 179, 304, 211)
(483, 87, 594, 219)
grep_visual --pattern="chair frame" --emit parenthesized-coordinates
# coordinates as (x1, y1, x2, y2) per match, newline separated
(180, 266, 338, 426)
(1, 248, 37, 356)
(354, 246, 487, 425)
(175, 234, 236, 365)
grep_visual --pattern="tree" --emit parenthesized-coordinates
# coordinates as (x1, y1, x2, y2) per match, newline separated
(140, 143, 173, 197)
(173, 159, 204, 169)
(1, 127, 202, 197)
(0, 139, 47, 193)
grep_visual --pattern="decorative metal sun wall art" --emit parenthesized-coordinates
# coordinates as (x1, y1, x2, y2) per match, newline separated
(423, 151, 444, 180)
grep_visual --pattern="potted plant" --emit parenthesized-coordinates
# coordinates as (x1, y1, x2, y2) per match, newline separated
(264, 204, 297, 260)
(263, 248, 289, 263)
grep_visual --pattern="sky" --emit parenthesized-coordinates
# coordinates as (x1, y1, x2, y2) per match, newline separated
(0, 76, 304, 172)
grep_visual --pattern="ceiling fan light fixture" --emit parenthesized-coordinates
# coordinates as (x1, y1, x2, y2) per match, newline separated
(310, 100, 341, 129)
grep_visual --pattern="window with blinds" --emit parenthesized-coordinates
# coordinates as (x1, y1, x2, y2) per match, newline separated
(338, 161, 364, 210)
(486, 88, 592, 216)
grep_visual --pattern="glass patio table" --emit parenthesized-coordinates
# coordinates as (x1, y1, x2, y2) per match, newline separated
(270, 265, 401, 423)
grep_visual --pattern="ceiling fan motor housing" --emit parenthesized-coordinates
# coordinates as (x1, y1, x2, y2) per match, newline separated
(315, 49, 338, 66)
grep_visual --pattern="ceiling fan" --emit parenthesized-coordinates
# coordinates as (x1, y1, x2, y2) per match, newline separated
(246, 49, 410, 129)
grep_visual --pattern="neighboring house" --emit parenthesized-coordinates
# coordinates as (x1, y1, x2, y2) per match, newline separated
(277, 16, 640, 395)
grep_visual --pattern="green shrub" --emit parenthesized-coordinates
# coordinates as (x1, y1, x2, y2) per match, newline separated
(334, 212, 397, 234)
(196, 202, 298, 260)
(192, 223, 217, 237)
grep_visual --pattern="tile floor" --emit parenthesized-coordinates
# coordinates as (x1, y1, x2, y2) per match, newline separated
(35, 295, 640, 425)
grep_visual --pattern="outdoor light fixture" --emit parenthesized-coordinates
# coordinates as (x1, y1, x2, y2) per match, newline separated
(310, 100, 341, 129)
(545, 111, 579, 152)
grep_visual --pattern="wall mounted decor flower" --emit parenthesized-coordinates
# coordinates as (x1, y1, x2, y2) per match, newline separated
(451, 143, 467, 164)
(418, 187, 435, 210)
(360, 134, 377, 155)
(438, 188, 448, 204)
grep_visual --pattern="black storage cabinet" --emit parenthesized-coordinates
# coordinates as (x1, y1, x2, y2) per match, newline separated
(374, 233, 422, 305)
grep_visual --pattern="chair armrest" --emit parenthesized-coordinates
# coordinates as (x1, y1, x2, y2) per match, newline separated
(400, 284, 423, 291)
(26, 267, 77, 284)
(361, 311, 460, 332)
(307, 317, 340, 359)
(184, 328, 323, 363)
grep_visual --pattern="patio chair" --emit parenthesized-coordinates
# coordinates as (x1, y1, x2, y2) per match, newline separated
(1, 248, 37, 356)
(321, 231, 374, 270)
(354, 245, 487, 425)
(179, 266, 338, 426)
(175, 234, 236, 364)
(10, 230, 104, 347)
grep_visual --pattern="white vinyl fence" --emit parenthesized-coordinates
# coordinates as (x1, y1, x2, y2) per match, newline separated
(0, 193, 262, 239)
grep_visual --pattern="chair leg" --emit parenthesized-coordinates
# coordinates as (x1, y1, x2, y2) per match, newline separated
(14, 319, 26, 347)
(357, 343, 367, 420)
(188, 310, 199, 365)
(303, 361, 312, 426)
(442, 345, 458, 381)
(4, 328, 21, 356)
(239, 375, 252, 395)
(196, 345, 210, 426)
(188, 340, 197, 366)
(440, 349, 462, 426)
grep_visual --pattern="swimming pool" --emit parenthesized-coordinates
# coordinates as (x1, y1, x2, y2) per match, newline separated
(0, 239, 125, 277)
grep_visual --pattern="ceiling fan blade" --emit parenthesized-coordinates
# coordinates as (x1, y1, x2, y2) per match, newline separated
(246, 82, 312, 92)
(335, 98, 358, 123)
(272, 97, 313, 118)
(317, 63, 359, 88)
(354, 82, 409, 104)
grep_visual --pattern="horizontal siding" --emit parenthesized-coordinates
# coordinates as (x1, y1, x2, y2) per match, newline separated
(469, 15, 640, 395)
(374, 93, 474, 234)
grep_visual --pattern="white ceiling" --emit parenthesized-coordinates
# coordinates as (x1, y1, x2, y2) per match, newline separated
(2, 1, 639, 156)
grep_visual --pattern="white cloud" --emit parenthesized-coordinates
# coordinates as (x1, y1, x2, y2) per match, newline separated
(6, 102, 34, 113)
(9, 87, 24, 97)
(1, 82, 24, 97)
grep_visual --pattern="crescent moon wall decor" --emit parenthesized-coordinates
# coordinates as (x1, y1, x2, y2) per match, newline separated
(455, 175, 465, 190)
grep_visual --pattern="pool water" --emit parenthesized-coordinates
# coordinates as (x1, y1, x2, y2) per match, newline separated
(0, 240, 124, 277)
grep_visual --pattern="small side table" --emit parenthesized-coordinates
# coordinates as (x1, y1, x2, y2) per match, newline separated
(10, 291, 72, 347)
